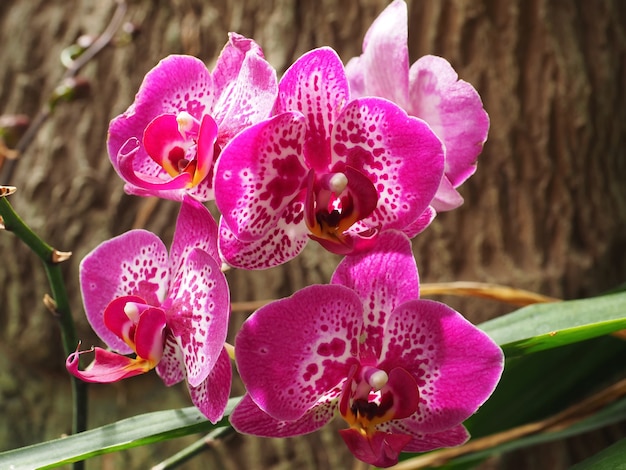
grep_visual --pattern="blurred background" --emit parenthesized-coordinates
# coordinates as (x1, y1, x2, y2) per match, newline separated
(0, 0, 625, 468)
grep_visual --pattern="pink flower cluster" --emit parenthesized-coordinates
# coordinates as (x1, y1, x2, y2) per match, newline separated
(69, 1, 501, 466)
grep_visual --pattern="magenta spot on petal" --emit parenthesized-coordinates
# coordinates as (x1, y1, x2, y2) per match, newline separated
(316, 337, 346, 357)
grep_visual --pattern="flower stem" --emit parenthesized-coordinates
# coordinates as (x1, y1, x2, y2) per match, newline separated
(0, 196, 88, 439)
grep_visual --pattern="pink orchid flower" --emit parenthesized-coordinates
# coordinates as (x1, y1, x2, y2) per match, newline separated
(345, 0, 490, 211)
(230, 230, 503, 467)
(67, 196, 231, 423)
(108, 33, 278, 202)
(214, 47, 444, 269)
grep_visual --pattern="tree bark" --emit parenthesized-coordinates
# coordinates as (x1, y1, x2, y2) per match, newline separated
(0, 0, 624, 468)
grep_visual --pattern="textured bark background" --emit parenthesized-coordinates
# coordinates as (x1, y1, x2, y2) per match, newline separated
(0, 0, 625, 468)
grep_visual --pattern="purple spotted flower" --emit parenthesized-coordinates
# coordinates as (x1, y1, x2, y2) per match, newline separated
(108, 33, 277, 202)
(230, 230, 503, 467)
(67, 196, 231, 423)
(346, 0, 489, 211)
(214, 47, 444, 269)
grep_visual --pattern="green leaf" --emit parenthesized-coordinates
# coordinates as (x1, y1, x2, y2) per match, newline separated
(0, 397, 241, 469)
(435, 396, 626, 469)
(570, 437, 626, 470)
(466, 336, 626, 436)
(479, 292, 626, 356)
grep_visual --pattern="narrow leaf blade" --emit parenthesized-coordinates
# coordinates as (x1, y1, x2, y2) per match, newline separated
(479, 292, 626, 356)
(0, 398, 240, 469)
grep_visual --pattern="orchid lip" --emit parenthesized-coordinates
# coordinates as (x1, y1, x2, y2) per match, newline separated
(305, 167, 379, 252)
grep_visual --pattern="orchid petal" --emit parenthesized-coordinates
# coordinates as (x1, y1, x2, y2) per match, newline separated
(235, 284, 362, 421)
(108, 55, 214, 179)
(167, 248, 230, 387)
(80, 230, 169, 354)
(339, 427, 411, 468)
(387, 422, 470, 453)
(332, 98, 444, 233)
(169, 195, 220, 277)
(66, 347, 151, 383)
(230, 393, 336, 438)
(331, 230, 419, 361)
(133, 307, 167, 362)
(275, 47, 349, 172)
(218, 212, 309, 270)
(384, 367, 420, 420)
(214, 112, 308, 242)
(117, 138, 192, 197)
(402, 205, 437, 238)
(408, 55, 489, 189)
(212, 33, 278, 143)
(344, 56, 365, 97)
(156, 335, 186, 386)
(143, 114, 194, 176)
(379, 299, 504, 433)
(309, 229, 381, 256)
(194, 114, 219, 187)
(376, 420, 470, 453)
(431, 175, 465, 212)
(188, 347, 232, 423)
(346, 0, 409, 107)
(102, 295, 146, 348)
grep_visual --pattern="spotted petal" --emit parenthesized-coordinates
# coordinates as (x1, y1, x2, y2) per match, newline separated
(402, 206, 437, 238)
(156, 335, 186, 386)
(235, 284, 362, 421)
(339, 428, 411, 468)
(274, 47, 350, 172)
(379, 299, 504, 434)
(188, 347, 232, 423)
(230, 393, 337, 437)
(384, 422, 470, 453)
(214, 112, 308, 242)
(108, 55, 215, 186)
(169, 195, 220, 278)
(166, 248, 229, 387)
(332, 97, 444, 234)
(80, 230, 170, 354)
(218, 211, 309, 270)
(211, 33, 278, 144)
(331, 230, 419, 362)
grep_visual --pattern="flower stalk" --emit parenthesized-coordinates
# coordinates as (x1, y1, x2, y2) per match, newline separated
(0, 195, 88, 439)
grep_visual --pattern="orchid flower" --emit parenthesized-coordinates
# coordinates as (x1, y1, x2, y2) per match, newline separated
(214, 47, 444, 269)
(230, 230, 504, 467)
(67, 196, 231, 423)
(345, 0, 490, 211)
(108, 33, 277, 202)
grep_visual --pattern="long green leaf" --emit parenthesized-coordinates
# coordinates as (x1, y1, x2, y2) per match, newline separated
(0, 397, 240, 470)
(479, 291, 626, 356)
(465, 336, 626, 436)
(570, 437, 626, 470)
(436, 396, 626, 469)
